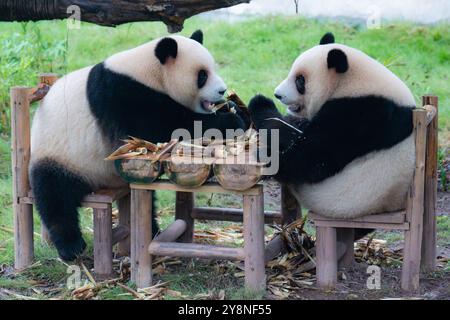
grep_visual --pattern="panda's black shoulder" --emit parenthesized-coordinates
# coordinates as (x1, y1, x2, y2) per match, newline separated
(86, 62, 191, 143)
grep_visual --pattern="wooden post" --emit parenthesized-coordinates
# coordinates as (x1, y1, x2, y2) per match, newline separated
(11, 87, 34, 269)
(131, 189, 153, 288)
(93, 205, 113, 277)
(281, 184, 301, 225)
(316, 226, 337, 289)
(175, 192, 194, 243)
(243, 191, 266, 292)
(402, 110, 427, 291)
(421, 95, 438, 271)
(337, 228, 354, 269)
(37, 74, 58, 245)
(117, 193, 131, 256)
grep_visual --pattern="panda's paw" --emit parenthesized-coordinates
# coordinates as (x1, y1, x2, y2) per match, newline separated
(248, 95, 282, 129)
(55, 236, 87, 262)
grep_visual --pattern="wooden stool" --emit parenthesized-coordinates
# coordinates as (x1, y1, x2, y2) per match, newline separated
(129, 181, 300, 291)
(311, 96, 438, 292)
(11, 75, 131, 277)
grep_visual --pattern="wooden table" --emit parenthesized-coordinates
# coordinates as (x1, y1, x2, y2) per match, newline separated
(129, 180, 300, 291)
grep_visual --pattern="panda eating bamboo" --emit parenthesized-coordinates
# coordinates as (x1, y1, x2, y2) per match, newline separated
(249, 33, 416, 239)
(30, 30, 250, 261)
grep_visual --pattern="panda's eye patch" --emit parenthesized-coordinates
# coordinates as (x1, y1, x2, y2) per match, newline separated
(295, 75, 306, 95)
(197, 69, 208, 89)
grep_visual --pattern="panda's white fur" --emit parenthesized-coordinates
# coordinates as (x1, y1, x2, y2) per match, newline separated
(31, 66, 121, 190)
(252, 34, 416, 219)
(292, 134, 414, 218)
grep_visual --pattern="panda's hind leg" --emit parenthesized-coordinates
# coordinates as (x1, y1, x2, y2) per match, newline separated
(30, 158, 92, 261)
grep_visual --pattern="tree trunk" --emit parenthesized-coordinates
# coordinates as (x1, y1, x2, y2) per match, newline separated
(0, 0, 250, 32)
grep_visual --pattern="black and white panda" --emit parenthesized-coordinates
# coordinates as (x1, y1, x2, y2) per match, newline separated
(30, 30, 250, 261)
(249, 33, 415, 223)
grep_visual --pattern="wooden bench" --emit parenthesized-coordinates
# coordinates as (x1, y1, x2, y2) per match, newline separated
(11, 74, 131, 278)
(310, 96, 439, 292)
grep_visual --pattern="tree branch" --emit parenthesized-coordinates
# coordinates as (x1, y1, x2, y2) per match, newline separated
(0, 0, 250, 32)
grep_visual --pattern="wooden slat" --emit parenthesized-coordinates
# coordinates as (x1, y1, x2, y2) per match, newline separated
(148, 241, 245, 260)
(131, 181, 263, 196)
(77, 188, 130, 203)
(191, 207, 282, 224)
(421, 96, 438, 271)
(243, 194, 266, 291)
(24, 187, 129, 206)
(309, 211, 406, 224)
(131, 189, 153, 288)
(316, 226, 337, 289)
(93, 205, 113, 277)
(11, 87, 34, 269)
(402, 109, 427, 291)
(20, 196, 111, 209)
(314, 219, 410, 230)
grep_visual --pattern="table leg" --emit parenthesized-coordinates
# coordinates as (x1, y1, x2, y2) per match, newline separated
(131, 189, 153, 288)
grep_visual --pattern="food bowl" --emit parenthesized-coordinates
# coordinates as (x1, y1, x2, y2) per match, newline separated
(163, 158, 211, 188)
(213, 163, 263, 191)
(115, 158, 162, 184)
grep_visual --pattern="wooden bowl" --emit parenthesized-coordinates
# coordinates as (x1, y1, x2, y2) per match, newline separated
(164, 159, 211, 188)
(213, 163, 262, 191)
(115, 158, 162, 184)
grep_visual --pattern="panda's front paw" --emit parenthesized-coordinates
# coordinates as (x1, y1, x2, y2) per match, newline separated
(248, 95, 282, 129)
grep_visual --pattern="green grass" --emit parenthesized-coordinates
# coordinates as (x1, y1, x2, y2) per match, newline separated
(0, 16, 449, 299)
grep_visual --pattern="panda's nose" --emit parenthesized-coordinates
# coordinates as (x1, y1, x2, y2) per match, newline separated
(274, 93, 282, 100)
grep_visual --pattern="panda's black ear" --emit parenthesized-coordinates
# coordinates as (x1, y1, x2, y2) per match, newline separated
(320, 32, 335, 45)
(155, 37, 178, 64)
(190, 29, 203, 44)
(327, 49, 348, 73)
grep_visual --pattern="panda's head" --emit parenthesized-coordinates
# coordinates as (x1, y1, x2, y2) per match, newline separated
(105, 30, 227, 114)
(274, 32, 414, 119)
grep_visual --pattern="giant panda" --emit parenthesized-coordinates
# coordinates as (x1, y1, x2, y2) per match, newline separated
(249, 33, 415, 227)
(30, 30, 250, 261)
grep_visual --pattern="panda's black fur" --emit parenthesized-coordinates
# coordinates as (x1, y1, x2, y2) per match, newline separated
(249, 94, 414, 185)
(87, 62, 250, 144)
(31, 158, 92, 261)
